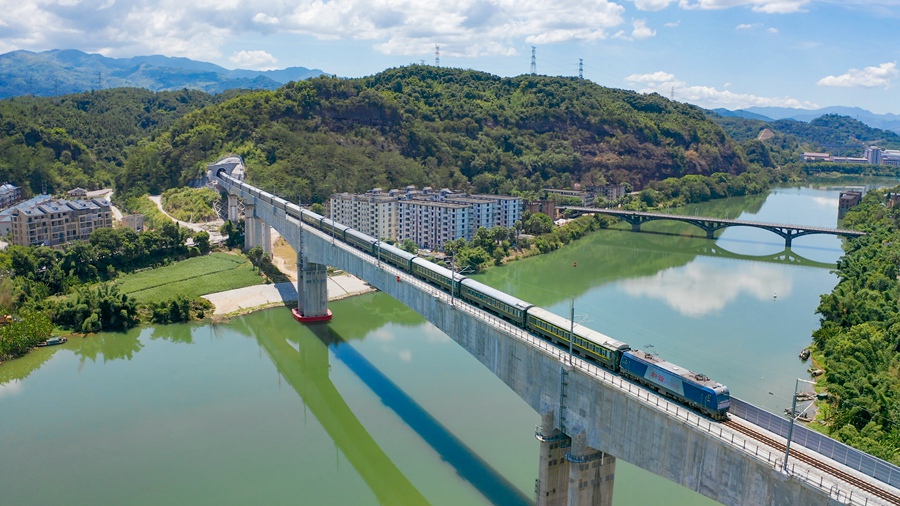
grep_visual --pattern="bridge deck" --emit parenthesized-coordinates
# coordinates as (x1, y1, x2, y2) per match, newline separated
(563, 207, 866, 236)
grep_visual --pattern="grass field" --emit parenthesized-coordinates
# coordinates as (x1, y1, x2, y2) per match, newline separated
(115, 252, 264, 303)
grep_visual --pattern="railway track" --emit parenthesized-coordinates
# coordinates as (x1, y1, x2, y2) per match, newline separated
(723, 420, 900, 505)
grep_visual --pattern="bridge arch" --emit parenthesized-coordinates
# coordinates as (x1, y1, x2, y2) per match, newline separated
(565, 207, 864, 248)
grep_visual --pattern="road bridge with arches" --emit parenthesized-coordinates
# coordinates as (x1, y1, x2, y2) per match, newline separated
(560, 207, 866, 248)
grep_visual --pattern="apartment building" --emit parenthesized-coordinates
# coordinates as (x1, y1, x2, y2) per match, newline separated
(9, 197, 112, 247)
(330, 188, 400, 240)
(0, 183, 21, 209)
(398, 199, 471, 251)
(330, 186, 523, 251)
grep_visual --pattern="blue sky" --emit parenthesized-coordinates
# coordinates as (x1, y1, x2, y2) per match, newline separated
(1, 0, 898, 114)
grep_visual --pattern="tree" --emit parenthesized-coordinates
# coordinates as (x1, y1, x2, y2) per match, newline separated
(524, 212, 553, 235)
(194, 230, 211, 255)
(0, 309, 54, 359)
(310, 203, 325, 214)
(220, 220, 245, 249)
(247, 245, 264, 271)
(400, 239, 418, 254)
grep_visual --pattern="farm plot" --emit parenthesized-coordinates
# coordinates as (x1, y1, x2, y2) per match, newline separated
(116, 253, 264, 303)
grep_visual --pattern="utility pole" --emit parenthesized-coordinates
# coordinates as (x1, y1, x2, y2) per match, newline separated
(578, 58, 583, 79)
(568, 296, 575, 363)
(783, 378, 816, 473)
(435, 44, 440, 67)
(530, 46, 537, 75)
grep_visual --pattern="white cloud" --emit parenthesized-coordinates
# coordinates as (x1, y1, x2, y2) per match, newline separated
(631, 0, 677, 10)
(0, 380, 22, 399)
(736, 23, 760, 29)
(625, 70, 819, 109)
(664, 20, 681, 27)
(619, 262, 792, 317)
(627, 70, 677, 83)
(767, 27, 778, 33)
(817, 62, 898, 89)
(631, 19, 657, 39)
(0, 0, 630, 60)
(678, 0, 810, 13)
(229, 49, 278, 70)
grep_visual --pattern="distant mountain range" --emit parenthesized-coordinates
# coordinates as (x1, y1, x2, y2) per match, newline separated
(713, 106, 900, 134)
(0, 49, 328, 98)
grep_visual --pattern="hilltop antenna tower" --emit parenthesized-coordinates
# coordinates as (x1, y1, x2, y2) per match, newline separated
(530, 46, 536, 75)
(579, 58, 583, 79)
(671, 85, 675, 101)
(97, 71, 103, 90)
(435, 44, 440, 67)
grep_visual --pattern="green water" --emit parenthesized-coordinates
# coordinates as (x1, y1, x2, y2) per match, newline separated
(0, 183, 882, 505)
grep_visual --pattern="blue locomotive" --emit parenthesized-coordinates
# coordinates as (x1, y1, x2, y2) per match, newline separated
(217, 171, 731, 420)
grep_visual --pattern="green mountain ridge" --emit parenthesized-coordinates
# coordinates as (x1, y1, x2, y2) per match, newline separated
(119, 66, 749, 203)
(4, 65, 899, 205)
(0, 49, 327, 98)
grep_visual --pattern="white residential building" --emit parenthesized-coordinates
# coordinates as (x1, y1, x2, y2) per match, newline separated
(398, 199, 471, 251)
(0, 183, 21, 209)
(330, 186, 523, 251)
(330, 188, 400, 240)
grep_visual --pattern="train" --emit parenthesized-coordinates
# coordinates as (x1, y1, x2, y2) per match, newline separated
(217, 171, 731, 420)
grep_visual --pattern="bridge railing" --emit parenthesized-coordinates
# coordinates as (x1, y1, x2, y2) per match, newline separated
(732, 398, 900, 491)
(294, 210, 881, 505)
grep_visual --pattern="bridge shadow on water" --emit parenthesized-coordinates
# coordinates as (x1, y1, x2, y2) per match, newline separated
(325, 326, 532, 506)
(238, 308, 531, 506)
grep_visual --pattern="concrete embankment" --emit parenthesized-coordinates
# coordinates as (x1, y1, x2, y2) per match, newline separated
(203, 274, 375, 316)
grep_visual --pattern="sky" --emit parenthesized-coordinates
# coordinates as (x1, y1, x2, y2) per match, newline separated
(1, 0, 899, 114)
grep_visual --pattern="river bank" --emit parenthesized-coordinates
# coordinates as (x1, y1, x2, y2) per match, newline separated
(202, 272, 375, 318)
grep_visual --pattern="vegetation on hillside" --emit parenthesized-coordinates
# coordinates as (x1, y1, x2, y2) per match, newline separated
(772, 114, 900, 155)
(711, 112, 900, 166)
(161, 187, 220, 222)
(0, 88, 223, 196)
(811, 188, 900, 464)
(119, 66, 749, 203)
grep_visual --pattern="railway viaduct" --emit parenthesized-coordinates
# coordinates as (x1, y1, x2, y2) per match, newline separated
(210, 157, 894, 506)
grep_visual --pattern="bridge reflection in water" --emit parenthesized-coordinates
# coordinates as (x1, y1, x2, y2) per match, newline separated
(234, 315, 529, 505)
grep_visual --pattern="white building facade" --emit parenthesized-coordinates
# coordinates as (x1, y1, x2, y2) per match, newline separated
(330, 186, 523, 251)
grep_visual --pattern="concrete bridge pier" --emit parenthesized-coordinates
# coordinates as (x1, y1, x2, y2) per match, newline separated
(260, 221, 272, 258)
(244, 203, 257, 250)
(227, 194, 239, 222)
(295, 255, 331, 321)
(536, 411, 572, 506)
(535, 412, 615, 506)
(566, 430, 615, 506)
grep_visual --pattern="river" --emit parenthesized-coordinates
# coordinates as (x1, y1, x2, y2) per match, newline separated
(0, 180, 890, 505)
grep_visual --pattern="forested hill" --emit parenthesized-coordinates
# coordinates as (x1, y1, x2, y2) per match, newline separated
(121, 66, 747, 203)
(711, 113, 900, 159)
(0, 88, 239, 194)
